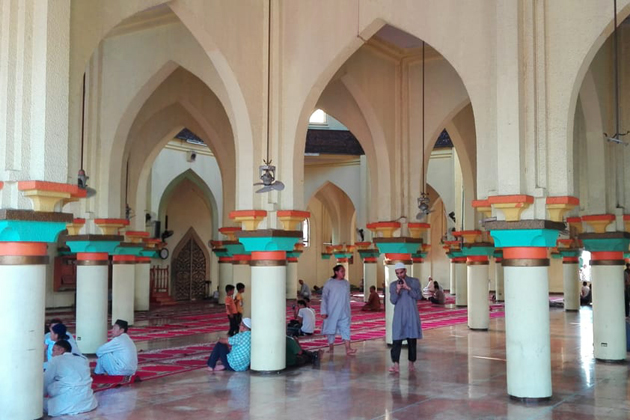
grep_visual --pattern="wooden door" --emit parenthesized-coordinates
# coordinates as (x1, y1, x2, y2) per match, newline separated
(171, 231, 207, 301)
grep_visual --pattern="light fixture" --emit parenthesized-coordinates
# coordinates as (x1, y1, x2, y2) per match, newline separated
(254, 0, 284, 194)
(416, 41, 432, 220)
(605, 0, 629, 146)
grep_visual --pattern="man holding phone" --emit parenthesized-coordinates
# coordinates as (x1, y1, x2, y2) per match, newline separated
(389, 262, 423, 373)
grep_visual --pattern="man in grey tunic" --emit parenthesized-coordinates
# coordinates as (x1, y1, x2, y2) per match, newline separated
(389, 262, 423, 373)
(321, 265, 357, 355)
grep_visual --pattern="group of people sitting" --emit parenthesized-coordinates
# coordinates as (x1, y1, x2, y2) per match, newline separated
(43, 318, 138, 417)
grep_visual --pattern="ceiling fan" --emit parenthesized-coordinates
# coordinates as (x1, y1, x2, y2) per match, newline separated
(416, 42, 432, 220)
(77, 73, 97, 198)
(255, 0, 284, 194)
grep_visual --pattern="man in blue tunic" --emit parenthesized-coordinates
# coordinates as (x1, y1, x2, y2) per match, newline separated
(321, 265, 356, 355)
(389, 262, 423, 373)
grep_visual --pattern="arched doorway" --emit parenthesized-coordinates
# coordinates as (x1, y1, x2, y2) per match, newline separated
(171, 228, 209, 301)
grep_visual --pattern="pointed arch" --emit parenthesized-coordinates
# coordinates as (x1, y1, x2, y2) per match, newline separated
(307, 181, 356, 244)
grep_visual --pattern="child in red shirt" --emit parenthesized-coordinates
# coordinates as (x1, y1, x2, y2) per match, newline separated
(225, 285, 239, 336)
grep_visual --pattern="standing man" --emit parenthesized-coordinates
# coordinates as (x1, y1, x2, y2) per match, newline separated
(321, 265, 356, 355)
(389, 262, 423, 373)
(298, 279, 311, 300)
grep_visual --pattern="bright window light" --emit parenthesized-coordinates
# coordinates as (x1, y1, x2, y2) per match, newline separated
(309, 109, 327, 125)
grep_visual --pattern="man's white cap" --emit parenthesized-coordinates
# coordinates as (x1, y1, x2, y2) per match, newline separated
(242, 317, 252, 329)
(394, 262, 406, 270)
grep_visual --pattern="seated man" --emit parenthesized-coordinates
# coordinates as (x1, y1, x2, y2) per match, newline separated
(293, 300, 316, 335)
(44, 340, 98, 417)
(298, 279, 311, 300)
(286, 336, 322, 368)
(95, 319, 138, 376)
(362, 286, 381, 311)
(422, 276, 436, 299)
(207, 317, 252, 372)
(429, 281, 446, 305)
(45, 320, 81, 364)
(580, 281, 592, 305)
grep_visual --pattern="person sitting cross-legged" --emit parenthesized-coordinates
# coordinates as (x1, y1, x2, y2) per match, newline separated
(44, 340, 98, 417)
(429, 281, 446, 305)
(362, 286, 382, 311)
(207, 317, 252, 372)
(94, 319, 138, 376)
(286, 336, 323, 368)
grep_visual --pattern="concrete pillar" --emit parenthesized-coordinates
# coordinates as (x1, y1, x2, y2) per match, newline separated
(134, 257, 151, 311)
(0, 242, 48, 419)
(495, 257, 505, 302)
(455, 259, 467, 306)
(562, 256, 580, 311)
(218, 257, 233, 303)
(112, 255, 135, 325)
(467, 256, 490, 330)
(591, 257, 626, 361)
(286, 257, 298, 299)
(250, 251, 286, 371)
(363, 259, 377, 301)
(233, 256, 252, 317)
(503, 248, 552, 400)
(76, 252, 109, 353)
(412, 259, 426, 289)
(449, 261, 457, 295)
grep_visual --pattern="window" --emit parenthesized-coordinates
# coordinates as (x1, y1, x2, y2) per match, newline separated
(309, 109, 327, 125)
(302, 219, 310, 247)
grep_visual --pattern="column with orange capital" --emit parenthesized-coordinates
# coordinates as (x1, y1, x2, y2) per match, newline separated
(278, 210, 310, 300)
(210, 238, 233, 303)
(233, 210, 302, 371)
(579, 214, 629, 362)
(487, 197, 563, 400)
(0, 181, 80, 419)
(66, 218, 126, 352)
(357, 242, 378, 302)
(459, 231, 494, 330)
(112, 230, 148, 325)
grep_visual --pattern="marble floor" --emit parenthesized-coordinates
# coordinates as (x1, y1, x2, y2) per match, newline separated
(54, 306, 630, 420)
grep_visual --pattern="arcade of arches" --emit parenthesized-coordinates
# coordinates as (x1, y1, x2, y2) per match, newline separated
(3, 1, 630, 418)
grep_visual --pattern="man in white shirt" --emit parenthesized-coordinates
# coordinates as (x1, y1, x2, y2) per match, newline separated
(94, 319, 138, 376)
(44, 340, 98, 417)
(45, 319, 81, 366)
(580, 281, 591, 306)
(294, 300, 316, 335)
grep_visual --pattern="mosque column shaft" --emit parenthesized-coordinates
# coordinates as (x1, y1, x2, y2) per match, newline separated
(0, 242, 48, 419)
(134, 257, 151, 311)
(286, 258, 298, 300)
(454, 258, 467, 307)
(449, 260, 457, 295)
(233, 255, 252, 317)
(112, 255, 136, 325)
(467, 256, 490, 330)
(363, 259, 377, 301)
(218, 258, 233, 303)
(494, 255, 504, 302)
(561, 256, 580, 311)
(76, 253, 109, 353)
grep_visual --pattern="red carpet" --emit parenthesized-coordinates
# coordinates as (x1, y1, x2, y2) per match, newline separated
(87, 296, 506, 392)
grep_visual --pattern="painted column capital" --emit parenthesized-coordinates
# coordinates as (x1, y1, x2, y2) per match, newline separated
(0, 209, 73, 243)
(472, 199, 492, 218)
(235, 229, 302, 253)
(229, 210, 267, 231)
(94, 218, 130, 235)
(366, 221, 401, 238)
(65, 234, 124, 254)
(545, 196, 579, 222)
(578, 233, 630, 264)
(223, 240, 247, 256)
(112, 255, 137, 264)
(488, 195, 534, 222)
(286, 250, 303, 260)
(17, 181, 86, 212)
(566, 217, 583, 235)
(232, 254, 252, 265)
(358, 248, 379, 261)
(461, 243, 495, 257)
(277, 210, 310, 231)
(454, 230, 482, 244)
(219, 226, 241, 241)
(373, 237, 422, 255)
(114, 242, 145, 256)
(66, 218, 86, 235)
(486, 220, 564, 248)
(624, 214, 630, 233)
(355, 242, 372, 250)
(407, 223, 430, 239)
(210, 241, 231, 258)
(125, 230, 149, 244)
(581, 214, 616, 234)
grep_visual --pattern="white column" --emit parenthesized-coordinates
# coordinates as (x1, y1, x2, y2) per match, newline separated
(250, 252, 286, 371)
(76, 253, 109, 353)
(455, 261, 467, 307)
(467, 258, 490, 330)
(591, 263, 626, 361)
(112, 256, 135, 325)
(233, 258, 252, 317)
(495, 258, 505, 301)
(504, 264, 551, 399)
(450, 261, 457, 294)
(562, 258, 579, 311)
(134, 258, 151, 311)
(0, 243, 48, 419)
(363, 260, 377, 302)
(218, 258, 233, 303)
(286, 258, 298, 299)
(412, 260, 426, 289)
(384, 258, 412, 345)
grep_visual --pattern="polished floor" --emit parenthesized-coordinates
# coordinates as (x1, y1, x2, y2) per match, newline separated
(53, 306, 630, 420)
